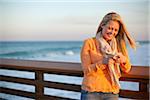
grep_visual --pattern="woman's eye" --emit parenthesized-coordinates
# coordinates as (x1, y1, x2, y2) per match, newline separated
(115, 29, 118, 31)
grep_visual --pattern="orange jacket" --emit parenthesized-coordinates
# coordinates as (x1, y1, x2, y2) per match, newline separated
(80, 38, 131, 94)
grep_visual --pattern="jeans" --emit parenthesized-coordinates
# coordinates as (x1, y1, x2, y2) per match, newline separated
(80, 90, 118, 100)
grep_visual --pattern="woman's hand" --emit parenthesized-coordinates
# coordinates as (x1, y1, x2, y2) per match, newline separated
(113, 52, 127, 64)
(101, 53, 127, 65)
(108, 58, 115, 65)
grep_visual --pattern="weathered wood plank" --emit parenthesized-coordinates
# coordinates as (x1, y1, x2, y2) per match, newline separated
(0, 87, 35, 99)
(119, 90, 149, 99)
(0, 59, 148, 79)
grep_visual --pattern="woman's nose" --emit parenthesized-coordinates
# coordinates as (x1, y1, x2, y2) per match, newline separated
(110, 29, 115, 35)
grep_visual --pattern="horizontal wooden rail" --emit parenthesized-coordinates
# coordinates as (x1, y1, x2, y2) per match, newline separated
(1, 87, 35, 98)
(0, 58, 149, 100)
(1, 75, 35, 85)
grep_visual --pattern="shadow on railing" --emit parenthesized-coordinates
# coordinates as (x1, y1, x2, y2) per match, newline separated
(0, 59, 149, 100)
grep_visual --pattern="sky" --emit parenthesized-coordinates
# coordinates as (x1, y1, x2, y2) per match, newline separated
(0, 0, 149, 41)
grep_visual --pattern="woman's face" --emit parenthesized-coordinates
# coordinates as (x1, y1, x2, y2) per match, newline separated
(101, 20, 120, 41)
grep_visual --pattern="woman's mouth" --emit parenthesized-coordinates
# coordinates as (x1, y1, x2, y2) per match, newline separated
(106, 32, 113, 39)
(107, 32, 113, 35)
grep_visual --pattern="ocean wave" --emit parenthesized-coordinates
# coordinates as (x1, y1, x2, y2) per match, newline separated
(0, 49, 78, 58)
(43, 50, 76, 57)
(0, 51, 33, 56)
(64, 50, 75, 56)
(37, 46, 81, 52)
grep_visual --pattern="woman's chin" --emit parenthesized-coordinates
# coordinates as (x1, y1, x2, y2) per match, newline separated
(106, 37, 113, 41)
(103, 36, 113, 41)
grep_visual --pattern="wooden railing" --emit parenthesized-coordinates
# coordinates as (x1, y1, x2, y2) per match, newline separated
(0, 59, 149, 100)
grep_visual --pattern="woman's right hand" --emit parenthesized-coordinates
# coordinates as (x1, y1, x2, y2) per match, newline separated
(113, 53, 127, 64)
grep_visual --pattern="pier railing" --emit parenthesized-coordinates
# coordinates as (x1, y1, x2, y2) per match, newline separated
(0, 59, 149, 100)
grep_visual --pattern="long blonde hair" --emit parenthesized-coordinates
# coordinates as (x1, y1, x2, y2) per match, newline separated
(96, 12, 136, 57)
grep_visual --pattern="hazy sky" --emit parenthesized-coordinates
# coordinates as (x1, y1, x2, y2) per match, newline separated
(0, 0, 149, 41)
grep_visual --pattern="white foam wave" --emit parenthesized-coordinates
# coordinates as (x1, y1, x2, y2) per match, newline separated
(64, 50, 75, 56)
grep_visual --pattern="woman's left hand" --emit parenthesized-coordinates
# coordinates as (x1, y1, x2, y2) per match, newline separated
(113, 52, 127, 64)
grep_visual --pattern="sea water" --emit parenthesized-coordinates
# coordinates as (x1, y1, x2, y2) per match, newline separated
(0, 41, 149, 66)
(0, 41, 149, 100)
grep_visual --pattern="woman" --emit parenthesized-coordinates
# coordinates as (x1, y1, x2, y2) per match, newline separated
(80, 12, 136, 100)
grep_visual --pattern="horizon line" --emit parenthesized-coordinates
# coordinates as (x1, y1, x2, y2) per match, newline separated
(0, 40, 149, 42)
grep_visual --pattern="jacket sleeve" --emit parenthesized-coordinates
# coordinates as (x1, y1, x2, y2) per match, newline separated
(80, 39, 106, 75)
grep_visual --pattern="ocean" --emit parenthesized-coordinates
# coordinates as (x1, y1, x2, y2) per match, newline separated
(0, 41, 82, 63)
(0, 41, 149, 66)
(0, 41, 149, 100)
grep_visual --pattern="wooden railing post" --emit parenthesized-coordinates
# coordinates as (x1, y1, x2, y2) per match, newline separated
(139, 82, 148, 92)
(35, 71, 44, 100)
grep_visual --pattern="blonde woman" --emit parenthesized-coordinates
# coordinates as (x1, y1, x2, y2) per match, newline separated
(80, 12, 136, 100)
